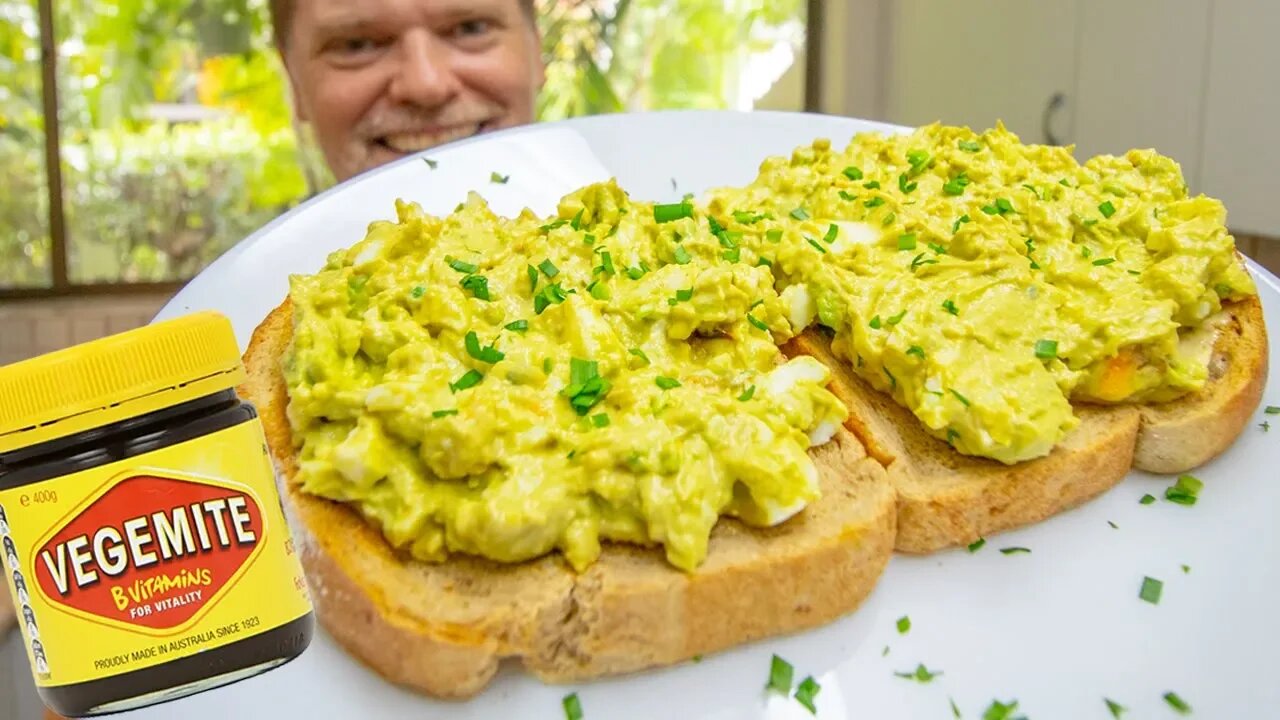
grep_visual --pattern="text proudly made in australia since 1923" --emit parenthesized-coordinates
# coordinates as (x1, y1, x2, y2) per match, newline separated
(34, 474, 264, 630)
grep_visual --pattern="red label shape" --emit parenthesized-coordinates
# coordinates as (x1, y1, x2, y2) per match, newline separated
(34, 475, 263, 630)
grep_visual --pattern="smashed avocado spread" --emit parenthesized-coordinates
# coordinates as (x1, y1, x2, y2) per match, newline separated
(283, 121, 1254, 572)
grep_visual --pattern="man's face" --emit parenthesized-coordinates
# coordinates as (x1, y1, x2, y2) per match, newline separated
(281, 0, 545, 182)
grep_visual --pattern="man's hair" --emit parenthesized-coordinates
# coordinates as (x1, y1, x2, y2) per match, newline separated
(269, 0, 538, 50)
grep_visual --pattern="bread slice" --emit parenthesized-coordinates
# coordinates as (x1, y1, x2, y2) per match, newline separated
(1132, 295, 1269, 473)
(1, 580, 13, 637)
(238, 299, 897, 699)
(780, 296, 1267, 553)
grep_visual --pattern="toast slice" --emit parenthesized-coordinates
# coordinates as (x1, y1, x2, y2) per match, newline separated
(1, 580, 13, 638)
(780, 296, 1267, 554)
(239, 299, 897, 699)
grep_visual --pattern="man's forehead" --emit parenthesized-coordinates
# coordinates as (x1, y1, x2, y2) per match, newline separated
(299, 0, 522, 28)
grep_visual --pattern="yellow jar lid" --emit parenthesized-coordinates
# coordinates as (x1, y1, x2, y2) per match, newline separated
(0, 311, 247, 454)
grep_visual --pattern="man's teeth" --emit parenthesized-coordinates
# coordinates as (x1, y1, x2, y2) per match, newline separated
(383, 125, 479, 153)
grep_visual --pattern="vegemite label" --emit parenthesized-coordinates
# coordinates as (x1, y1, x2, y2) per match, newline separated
(0, 419, 313, 687)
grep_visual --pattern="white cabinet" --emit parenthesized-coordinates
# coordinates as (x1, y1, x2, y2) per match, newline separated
(883, 0, 1078, 146)
(855, 0, 1280, 237)
(1199, 0, 1280, 236)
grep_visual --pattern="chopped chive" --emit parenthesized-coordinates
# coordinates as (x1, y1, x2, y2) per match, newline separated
(528, 264, 539, 292)
(806, 237, 828, 254)
(1034, 339, 1059, 359)
(887, 309, 907, 325)
(733, 210, 766, 224)
(410, 285, 425, 299)
(1264, 406, 1279, 415)
(896, 616, 911, 634)
(982, 699, 1021, 720)
(432, 409, 458, 418)
(654, 201, 693, 223)
(949, 389, 970, 406)
(533, 283, 568, 314)
(1140, 494, 1156, 504)
(446, 256, 479, 274)
(766, 228, 784, 243)
(490, 171, 509, 184)
(898, 233, 918, 250)
(464, 331, 505, 364)
(928, 242, 947, 255)
(504, 319, 528, 333)
(628, 348, 650, 365)
(596, 251, 615, 275)
(894, 663, 941, 683)
(865, 197, 886, 208)
(747, 314, 769, 332)
(907, 345, 926, 359)
(882, 211, 897, 226)
(898, 173, 918, 193)
(459, 274, 491, 301)
(1093, 257, 1116, 266)
(999, 547, 1031, 555)
(946, 428, 960, 445)
(423, 158, 438, 169)
(959, 140, 982, 152)
(1139, 576, 1163, 604)
(674, 288, 694, 303)
(766, 654, 793, 694)
(839, 190, 858, 202)
(539, 259, 560, 278)
(823, 223, 839, 243)
(655, 376, 681, 390)
(843, 166, 864, 181)
(756, 255, 773, 267)
(1108, 520, 1119, 529)
(951, 697, 962, 718)
(794, 676, 821, 714)
(562, 692, 583, 720)
(790, 207, 811, 221)
(942, 299, 959, 315)
(1021, 183, 1041, 199)
(449, 369, 484, 393)
(943, 174, 970, 196)
(1164, 692, 1190, 714)
(673, 245, 692, 264)
(1164, 474, 1203, 505)
(588, 280, 609, 300)
(1099, 200, 1117, 218)
(738, 385, 756, 401)
(869, 315, 882, 329)
(1105, 698, 1126, 718)
(591, 412, 610, 428)
(910, 252, 938, 271)
(1182, 564, 1191, 574)
(541, 218, 568, 232)
(863, 180, 881, 190)
(952, 214, 971, 234)
(968, 537, 986, 552)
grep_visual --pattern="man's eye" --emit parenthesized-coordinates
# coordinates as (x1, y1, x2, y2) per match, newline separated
(454, 19, 493, 38)
(332, 37, 381, 55)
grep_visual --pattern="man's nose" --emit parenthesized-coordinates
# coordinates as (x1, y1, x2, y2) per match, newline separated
(387, 31, 460, 109)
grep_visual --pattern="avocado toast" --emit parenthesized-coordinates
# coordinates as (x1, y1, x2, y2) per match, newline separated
(237, 120, 1267, 699)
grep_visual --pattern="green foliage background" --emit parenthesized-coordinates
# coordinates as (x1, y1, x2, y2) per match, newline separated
(0, 0, 803, 288)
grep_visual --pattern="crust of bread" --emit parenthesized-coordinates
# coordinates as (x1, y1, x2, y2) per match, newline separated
(238, 299, 897, 700)
(780, 296, 1267, 552)
(1133, 295, 1269, 473)
(1, 580, 13, 638)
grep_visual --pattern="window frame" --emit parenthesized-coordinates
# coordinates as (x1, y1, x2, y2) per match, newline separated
(2, 0, 825, 301)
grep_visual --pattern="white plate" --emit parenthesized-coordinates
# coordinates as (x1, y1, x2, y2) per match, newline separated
(18, 110, 1280, 719)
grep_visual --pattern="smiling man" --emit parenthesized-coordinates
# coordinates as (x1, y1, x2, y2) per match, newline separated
(270, 0, 546, 182)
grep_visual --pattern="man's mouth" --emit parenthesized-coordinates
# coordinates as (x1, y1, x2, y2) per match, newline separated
(377, 122, 490, 154)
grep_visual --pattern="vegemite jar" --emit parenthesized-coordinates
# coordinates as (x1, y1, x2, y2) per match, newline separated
(0, 312, 314, 717)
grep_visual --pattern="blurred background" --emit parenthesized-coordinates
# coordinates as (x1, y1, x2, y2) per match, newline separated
(0, 0, 1276, 366)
